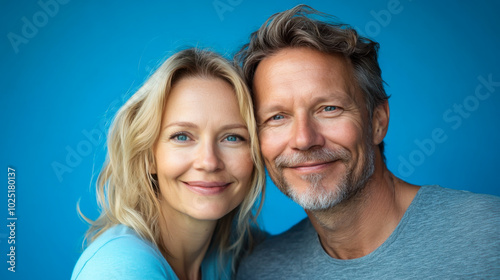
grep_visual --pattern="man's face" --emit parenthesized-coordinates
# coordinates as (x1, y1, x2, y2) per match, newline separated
(253, 47, 376, 210)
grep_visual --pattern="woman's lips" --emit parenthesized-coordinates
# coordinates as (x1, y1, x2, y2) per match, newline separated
(183, 181, 231, 195)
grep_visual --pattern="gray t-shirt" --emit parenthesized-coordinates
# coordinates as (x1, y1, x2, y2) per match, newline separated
(237, 185, 500, 279)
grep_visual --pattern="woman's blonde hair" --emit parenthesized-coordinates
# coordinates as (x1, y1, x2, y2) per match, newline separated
(83, 48, 265, 272)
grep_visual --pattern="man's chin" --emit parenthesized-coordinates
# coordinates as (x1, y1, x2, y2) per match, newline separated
(284, 184, 346, 211)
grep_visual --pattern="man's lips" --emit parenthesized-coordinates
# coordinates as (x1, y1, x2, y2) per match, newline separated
(286, 160, 337, 172)
(183, 181, 231, 195)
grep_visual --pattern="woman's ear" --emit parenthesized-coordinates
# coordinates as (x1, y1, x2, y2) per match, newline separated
(150, 162, 157, 174)
(372, 100, 390, 145)
(149, 149, 157, 174)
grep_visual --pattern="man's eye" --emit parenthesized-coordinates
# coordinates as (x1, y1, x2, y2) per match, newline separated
(324, 106, 337, 112)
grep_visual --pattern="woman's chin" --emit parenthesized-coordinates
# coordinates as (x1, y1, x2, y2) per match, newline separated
(181, 200, 238, 221)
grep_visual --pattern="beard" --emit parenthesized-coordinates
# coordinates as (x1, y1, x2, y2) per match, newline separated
(271, 142, 375, 211)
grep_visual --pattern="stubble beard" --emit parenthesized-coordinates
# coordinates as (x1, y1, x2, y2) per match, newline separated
(272, 143, 375, 211)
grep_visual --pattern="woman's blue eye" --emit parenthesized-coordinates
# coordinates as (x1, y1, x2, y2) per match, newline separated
(225, 135, 240, 142)
(272, 115, 284, 120)
(325, 106, 337, 112)
(174, 134, 189, 141)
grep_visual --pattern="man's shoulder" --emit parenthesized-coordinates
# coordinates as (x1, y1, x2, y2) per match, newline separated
(406, 185, 500, 249)
(418, 185, 499, 214)
(72, 225, 171, 280)
(237, 218, 315, 278)
(255, 217, 313, 253)
(397, 185, 500, 277)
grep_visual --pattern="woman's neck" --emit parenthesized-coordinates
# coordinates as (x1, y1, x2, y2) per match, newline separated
(158, 202, 217, 280)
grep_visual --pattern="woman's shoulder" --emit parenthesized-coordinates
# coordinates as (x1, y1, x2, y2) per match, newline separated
(71, 224, 176, 280)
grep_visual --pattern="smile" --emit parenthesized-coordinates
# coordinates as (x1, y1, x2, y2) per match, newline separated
(288, 161, 336, 173)
(183, 181, 231, 195)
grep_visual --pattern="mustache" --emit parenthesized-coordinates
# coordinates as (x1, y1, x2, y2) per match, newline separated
(275, 147, 351, 169)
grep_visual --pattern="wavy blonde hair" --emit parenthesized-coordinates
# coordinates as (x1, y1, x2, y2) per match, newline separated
(82, 48, 265, 272)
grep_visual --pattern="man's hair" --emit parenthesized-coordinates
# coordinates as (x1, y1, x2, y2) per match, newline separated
(235, 4, 389, 160)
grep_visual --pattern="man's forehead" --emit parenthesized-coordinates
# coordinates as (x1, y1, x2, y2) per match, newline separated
(252, 47, 361, 105)
(256, 48, 350, 73)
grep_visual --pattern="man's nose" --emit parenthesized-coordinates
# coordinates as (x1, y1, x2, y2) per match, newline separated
(290, 115, 325, 151)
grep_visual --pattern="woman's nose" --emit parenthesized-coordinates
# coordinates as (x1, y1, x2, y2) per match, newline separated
(193, 140, 224, 172)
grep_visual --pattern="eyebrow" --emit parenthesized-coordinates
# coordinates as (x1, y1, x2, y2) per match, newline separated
(257, 104, 285, 117)
(220, 124, 248, 130)
(258, 93, 353, 114)
(162, 122, 248, 131)
(163, 122, 198, 131)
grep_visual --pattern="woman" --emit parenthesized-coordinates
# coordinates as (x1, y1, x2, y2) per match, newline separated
(71, 48, 265, 280)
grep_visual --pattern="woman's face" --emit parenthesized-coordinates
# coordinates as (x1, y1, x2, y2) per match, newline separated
(153, 76, 254, 222)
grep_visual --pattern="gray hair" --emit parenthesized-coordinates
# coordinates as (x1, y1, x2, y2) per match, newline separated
(235, 4, 389, 160)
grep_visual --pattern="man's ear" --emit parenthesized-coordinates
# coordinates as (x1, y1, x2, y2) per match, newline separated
(372, 100, 390, 145)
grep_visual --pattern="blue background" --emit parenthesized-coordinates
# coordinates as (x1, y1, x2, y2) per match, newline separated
(1, 0, 499, 279)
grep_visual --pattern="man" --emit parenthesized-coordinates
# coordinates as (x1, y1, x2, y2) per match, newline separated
(235, 5, 499, 279)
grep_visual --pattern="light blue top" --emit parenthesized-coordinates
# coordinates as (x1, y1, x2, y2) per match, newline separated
(71, 224, 231, 279)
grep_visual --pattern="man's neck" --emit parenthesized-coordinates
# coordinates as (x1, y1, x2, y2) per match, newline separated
(306, 167, 419, 260)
